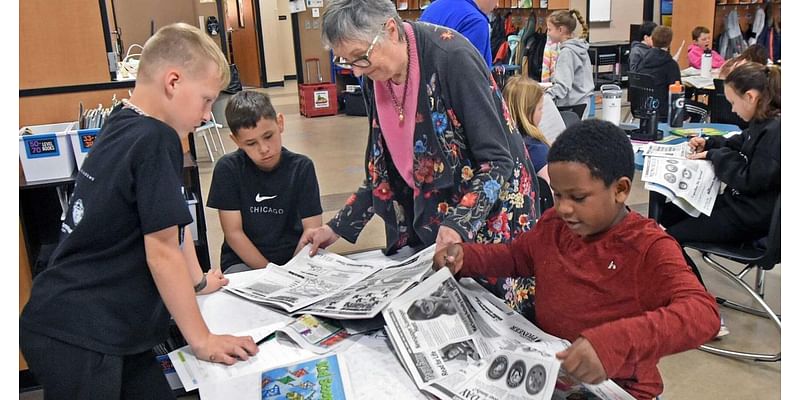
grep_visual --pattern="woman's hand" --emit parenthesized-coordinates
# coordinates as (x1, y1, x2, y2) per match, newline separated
(433, 244, 463, 275)
(435, 225, 463, 254)
(556, 337, 607, 385)
(687, 150, 708, 160)
(197, 269, 229, 295)
(688, 136, 706, 154)
(297, 225, 340, 256)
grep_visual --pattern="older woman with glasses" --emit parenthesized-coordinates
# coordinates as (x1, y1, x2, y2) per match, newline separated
(300, 0, 539, 279)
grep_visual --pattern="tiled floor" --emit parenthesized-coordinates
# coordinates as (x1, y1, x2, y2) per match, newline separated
(21, 81, 781, 399)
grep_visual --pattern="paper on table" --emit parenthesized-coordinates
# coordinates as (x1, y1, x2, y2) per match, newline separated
(197, 286, 293, 334)
(169, 323, 313, 391)
(199, 354, 352, 400)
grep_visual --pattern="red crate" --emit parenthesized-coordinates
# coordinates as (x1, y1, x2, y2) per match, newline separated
(298, 83, 338, 117)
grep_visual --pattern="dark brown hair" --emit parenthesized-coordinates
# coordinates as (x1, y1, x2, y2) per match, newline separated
(725, 62, 780, 121)
(651, 26, 673, 49)
(548, 9, 589, 40)
(691, 26, 710, 41)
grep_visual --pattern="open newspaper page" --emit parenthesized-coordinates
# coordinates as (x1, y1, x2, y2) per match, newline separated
(300, 245, 436, 319)
(277, 314, 353, 354)
(642, 143, 720, 217)
(383, 269, 634, 400)
(223, 245, 382, 312)
(382, 268, 498, 399)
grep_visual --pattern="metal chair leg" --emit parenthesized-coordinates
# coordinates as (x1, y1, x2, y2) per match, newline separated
(200, 132, 215, 163)
(697, 253, 781, 362)
(214, 124, 226, 154)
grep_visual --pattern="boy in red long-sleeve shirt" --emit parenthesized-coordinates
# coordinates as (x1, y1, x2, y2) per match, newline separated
(433, 119, 720, 400)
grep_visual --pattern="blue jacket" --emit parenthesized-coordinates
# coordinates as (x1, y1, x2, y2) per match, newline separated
(420, 0, 492, 68)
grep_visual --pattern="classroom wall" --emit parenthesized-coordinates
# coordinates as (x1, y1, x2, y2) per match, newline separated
(259, 0, 284, 84)
(570, 0, 644, 42)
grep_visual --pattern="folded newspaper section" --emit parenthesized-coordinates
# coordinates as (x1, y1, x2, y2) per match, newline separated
(222, 246, 384, 313)
(382, 268, 635, 400)
(301, 246, 436, 319)
(642, 142, 721, 217)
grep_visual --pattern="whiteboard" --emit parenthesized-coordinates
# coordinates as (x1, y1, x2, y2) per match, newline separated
(589, 0, 612, 22)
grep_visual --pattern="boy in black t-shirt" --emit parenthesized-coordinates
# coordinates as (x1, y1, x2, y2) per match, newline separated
(20, 23, 258, 399)
(207, 91, 322, 272)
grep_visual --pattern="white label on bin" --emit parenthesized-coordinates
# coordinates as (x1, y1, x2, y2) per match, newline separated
(24, 134, 60, 159)
(314, 90, 329, 109)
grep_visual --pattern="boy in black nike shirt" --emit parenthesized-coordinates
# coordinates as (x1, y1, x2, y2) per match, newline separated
(207, 91, 322, 272)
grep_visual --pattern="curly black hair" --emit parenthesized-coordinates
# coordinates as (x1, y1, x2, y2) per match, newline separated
(547, 119, 634, 187)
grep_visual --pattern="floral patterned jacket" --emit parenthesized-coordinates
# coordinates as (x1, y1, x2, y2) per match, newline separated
(329, 22, 540, 254)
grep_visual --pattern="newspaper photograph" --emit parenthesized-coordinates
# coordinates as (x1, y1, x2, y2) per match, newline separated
(642, 145, 720, 217)
(300, 245, 436, 319)
(223, 245, 382, 312)
(642, 142, 691, 159)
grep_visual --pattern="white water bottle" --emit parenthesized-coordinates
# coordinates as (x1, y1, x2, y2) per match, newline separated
(701, 48, 712, 78)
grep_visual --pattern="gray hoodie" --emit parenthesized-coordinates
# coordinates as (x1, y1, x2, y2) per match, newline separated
(548, 38, 594, 111)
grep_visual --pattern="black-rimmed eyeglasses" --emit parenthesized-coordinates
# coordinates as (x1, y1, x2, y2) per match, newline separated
(332, 29, 383, 69)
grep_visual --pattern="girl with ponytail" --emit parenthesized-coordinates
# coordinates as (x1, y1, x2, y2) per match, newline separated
(544, 9, 594, 118)
(661, 62, 781, 306)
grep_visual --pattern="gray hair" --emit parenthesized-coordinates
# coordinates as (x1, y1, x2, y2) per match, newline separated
(322, 0, 402, 49)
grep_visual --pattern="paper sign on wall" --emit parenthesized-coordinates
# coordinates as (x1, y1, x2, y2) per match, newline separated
(307, 0, 323, 7)
(290, 0, 307, 13)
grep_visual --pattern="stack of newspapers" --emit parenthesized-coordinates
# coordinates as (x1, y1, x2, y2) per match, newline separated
(641, 142, 721, 217)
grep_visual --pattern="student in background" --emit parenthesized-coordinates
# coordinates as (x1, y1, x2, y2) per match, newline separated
(660, 63, 780, 337)
(629, 21, 658, 72)
(433, 120, 720, 400)
(207, 91, 323, 272)
(688, 26, 725, 69)
(20, 23, 258, 399)
(419, 0, 498, 68)
(631, 26, 682, 121)
(718, 44, 769, 79)
(503, 76, 551, 183)
(545, 9, 594, 118)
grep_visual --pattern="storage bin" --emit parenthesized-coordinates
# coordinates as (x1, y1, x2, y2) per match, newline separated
(68, 127, 101, 168)
(299, 83, 338, 117)
(19, 122, 77, 182)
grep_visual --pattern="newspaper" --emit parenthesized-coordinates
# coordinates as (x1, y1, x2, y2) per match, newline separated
(223, 245, 383, 313)
(642, 142, 721, 217)
(383, 269, 634, 400)
(300, 245, 435, 319)
(279, 314, 353, 354)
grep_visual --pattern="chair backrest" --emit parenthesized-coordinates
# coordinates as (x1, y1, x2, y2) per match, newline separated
(536, 176, 554, 214)
(709, 79, 748, 129)
(559, 110, 581, 128)
(757, 193, 780, 269)
(556, 103, 587, 119)
(627, 72, 658, 120)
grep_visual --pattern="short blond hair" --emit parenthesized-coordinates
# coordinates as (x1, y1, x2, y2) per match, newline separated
(137, 23, 230, 88)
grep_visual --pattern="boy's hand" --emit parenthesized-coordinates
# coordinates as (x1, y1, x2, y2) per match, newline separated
(193, 333, 258, 365)
(687, 150, 708, 160)
(197, 269, 229, 295)
(433, 244, 463, 274)
(556, 337, 607, 385)
(297, 225, 340, 256)
(688, 136, 706, 153)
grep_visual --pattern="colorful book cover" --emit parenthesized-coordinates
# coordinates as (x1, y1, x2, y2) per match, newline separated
(670, 127, 726, 137)
(260, 355, 349, 400)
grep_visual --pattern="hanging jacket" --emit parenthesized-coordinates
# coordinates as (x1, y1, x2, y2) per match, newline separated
(750, 7, 766, 46)
(548, 38, 594, 108)
(524, 32, 548, 81)
(490, 11, 506, 58)
(540, 38, 559, 82)
(757, 26, 781, 62)
(719, 9, 748, 60)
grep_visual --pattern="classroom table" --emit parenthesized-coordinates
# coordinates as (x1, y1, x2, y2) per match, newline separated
(624, 122, 742, 170)
(195, 248, 428, 399)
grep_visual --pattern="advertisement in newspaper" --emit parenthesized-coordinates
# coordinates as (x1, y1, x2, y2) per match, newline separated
(300, 245, 435, 319)
(642, 143, 720, 217)
(223, 246, 382, 312)
(280, 314, 353, 354)
(198, 354, 352, 400)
